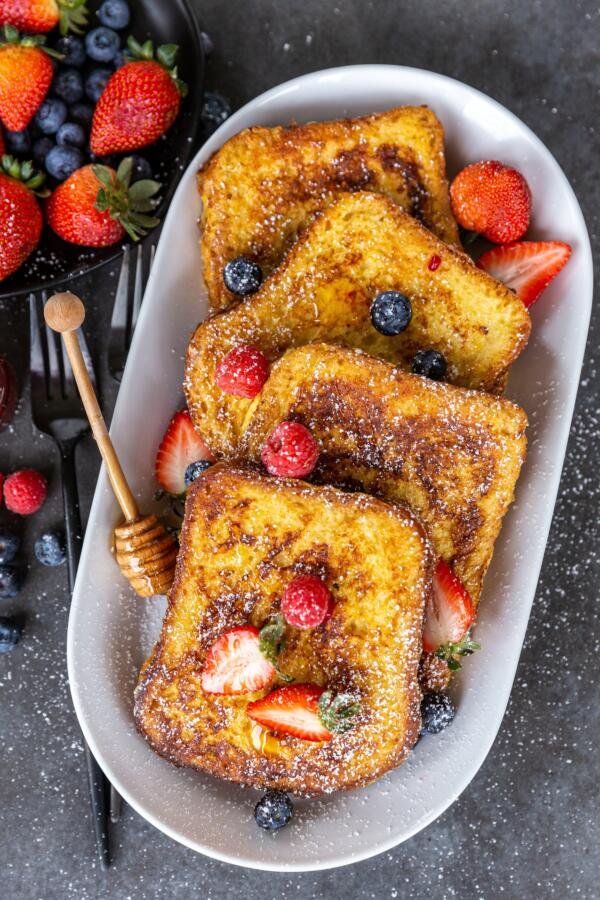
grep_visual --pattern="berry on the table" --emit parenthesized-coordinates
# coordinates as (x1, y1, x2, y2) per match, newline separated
(411, 349, 447, 381)
(0, 565, 24, 599)
(54, 36, 87, 68)
(450, 160, 531, 244)
(281, 575, 334, 629)
(0, 528, 20, 565)
(261, 421, 319, 479)
(45, 145, 83, 181)
(3, 468, 47, 515)
(53, 69, 84, 105)
(223, 256, 263, 296)
(69, 102, 94, 126)
(420, 692, 455, 735)
(201, 91, 231, 136)
(32, 136, 54, 164)
(85, 27, 121, 63)
(34, 531, 66, 567)
(56, 123, 86, 149)
(183, 459, 212, 488)
(370, 290, 412, 336)
(85, 67, 112, 102)
(34, 99, 68, 136)
(254, 790, 293, 832)
(4, 129, 31, 155)
(0, 615, 23, 652)
(97, 0, 131, 30)
(215, 345, 270, 398)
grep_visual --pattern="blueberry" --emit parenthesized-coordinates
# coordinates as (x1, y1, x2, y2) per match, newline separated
(0, 565, 24, 599)
(54, 35, 86, 67)
(254, 790, 293, 832)
(45, 145, 83, 180)
(85, 67, 112, 102)
(34, 531, 66, 567)
(53, 68, 84, 104)
(4, 129, 31, 155)
(184, 460, 212, 487)
(85, 27, 120, 63)
(113, 49, 127, 69)
(0, 616, 23, 653)
(223, 256, 263, 296)
(56, 122, 86, 148)
(32, 136, 54, 164)
(420, 692, 455, 735)
(201, 91, 231, 135)
(97, 0, 130, 29)
(0, 529, 20, 565)
(69, 102, 94, 126)
(130, 154, 152, 181)
(370, 291, 412, 336)
(34, 98, 68, 135)
(411, 349, 447, 381)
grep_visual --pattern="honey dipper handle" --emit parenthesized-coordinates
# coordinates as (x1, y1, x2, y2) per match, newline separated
(44, 292, 139, 523)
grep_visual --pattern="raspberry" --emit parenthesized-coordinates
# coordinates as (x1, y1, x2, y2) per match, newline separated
(450, 160, 531, 244)
(281, 575, 334, 629)
(261, 421, 319, 478)
(215, 345, 270, 398)
(3, 469, 47, 515)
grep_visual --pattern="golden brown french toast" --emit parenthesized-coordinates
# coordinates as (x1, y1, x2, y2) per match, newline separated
(239, 344, 528, 604)
(198, 106, 460, 311)
(134, 465, 431, 796)
(185, 192, 531, 457)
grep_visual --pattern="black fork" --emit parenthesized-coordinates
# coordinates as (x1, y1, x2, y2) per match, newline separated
(29, 292, 112, 869)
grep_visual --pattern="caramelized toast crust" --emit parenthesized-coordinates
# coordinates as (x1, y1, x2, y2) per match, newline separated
(198, 106, 460, 310)
(185, 192, 530, 457)
(134, 465, 431, 795)
(239, 344, 528, 604)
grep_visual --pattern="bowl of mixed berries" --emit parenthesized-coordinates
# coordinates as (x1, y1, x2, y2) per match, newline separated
(0, 0, 208, 297)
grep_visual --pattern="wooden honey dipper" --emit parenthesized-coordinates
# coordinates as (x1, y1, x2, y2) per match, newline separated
(44, 291, 178, 598)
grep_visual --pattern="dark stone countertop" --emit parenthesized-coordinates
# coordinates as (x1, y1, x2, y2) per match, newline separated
(0, 1, 598, 897)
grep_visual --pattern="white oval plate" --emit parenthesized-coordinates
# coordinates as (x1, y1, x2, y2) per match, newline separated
(67, 66, 593, 871)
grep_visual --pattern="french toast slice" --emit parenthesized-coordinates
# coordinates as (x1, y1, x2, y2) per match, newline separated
(198, 106, 460, 311)
(185, 192, 531, 457)
(134, 465, 431, 796)
(239, 344, 528, 604)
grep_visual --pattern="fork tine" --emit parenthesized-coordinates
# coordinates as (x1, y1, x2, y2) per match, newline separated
(130, 243, 144, 334)
(28, 293, 46, 385)
(77, 327, 97, 394)
(111, 244, 130, 333)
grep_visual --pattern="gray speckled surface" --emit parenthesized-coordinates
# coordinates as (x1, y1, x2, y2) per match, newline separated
(0, 1, 598, 897)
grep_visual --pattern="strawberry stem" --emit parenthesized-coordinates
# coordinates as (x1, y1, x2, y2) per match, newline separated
(1, 155, 47, 195)
(124, 35, 188, 96)
(317, 690, 360, 734)
(93, 158, 161, 242)
(58, 0, 89, 36)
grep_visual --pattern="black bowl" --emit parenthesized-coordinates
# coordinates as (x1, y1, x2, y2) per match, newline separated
(0, 0, 205, 300)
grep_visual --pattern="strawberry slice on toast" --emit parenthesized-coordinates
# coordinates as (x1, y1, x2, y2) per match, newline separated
(423, 559, 476, 655)
(478, 240, 572, 308)
(247, 684, 333, 742)
(201, 626, 276, 695)
(155, 409, 214, 496)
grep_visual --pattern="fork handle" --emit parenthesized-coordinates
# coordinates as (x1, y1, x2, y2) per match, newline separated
(60, 438, 111, 870)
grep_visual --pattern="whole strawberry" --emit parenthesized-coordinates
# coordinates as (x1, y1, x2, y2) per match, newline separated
(450, 160, 531, 245)
(0, 155, 45, 282)
(0, 26, 56, 131)
(90, 37, 187, 155)
(0, 0, 88, 35)
(46, 156, 160, 247)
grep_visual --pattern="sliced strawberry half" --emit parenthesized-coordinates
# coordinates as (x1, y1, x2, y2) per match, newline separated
(247, 683, 332, 742)
(423, 559, 476, 654)
(478, 240, 572, 308)
(155, 409, 215, 495)
(201, 626, 276, 695)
